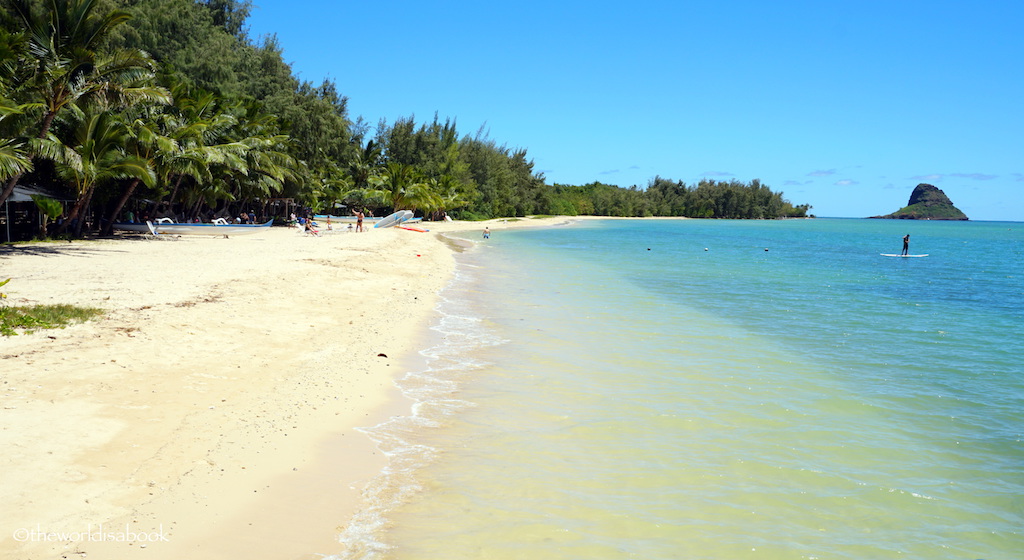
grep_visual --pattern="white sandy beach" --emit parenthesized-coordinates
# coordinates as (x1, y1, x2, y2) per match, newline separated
(0, 217, 570, 560)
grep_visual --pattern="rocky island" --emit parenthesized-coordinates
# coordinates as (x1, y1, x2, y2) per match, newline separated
(871, 183, 968, 220)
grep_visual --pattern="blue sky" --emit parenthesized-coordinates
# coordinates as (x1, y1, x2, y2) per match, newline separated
(245, 0, 1023, 221)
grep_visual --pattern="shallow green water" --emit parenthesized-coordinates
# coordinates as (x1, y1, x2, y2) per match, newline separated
(337, 218, 1023, 560)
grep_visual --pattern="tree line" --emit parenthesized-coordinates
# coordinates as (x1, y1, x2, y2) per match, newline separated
(0, 0, 808, 239)
(559, 176, 812, 219)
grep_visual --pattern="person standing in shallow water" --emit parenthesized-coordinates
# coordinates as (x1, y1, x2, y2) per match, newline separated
(902, 234, 910, 256)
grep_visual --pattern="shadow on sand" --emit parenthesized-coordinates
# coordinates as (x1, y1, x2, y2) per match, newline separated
(0, 235, 159, 259)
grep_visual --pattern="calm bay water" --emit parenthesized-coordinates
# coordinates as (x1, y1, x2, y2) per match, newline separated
(335, 218, 1023, 560)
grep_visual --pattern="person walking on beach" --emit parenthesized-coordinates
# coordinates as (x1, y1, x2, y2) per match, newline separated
(355, 210, 365, 232)
(902, 234, 910, 256)
(483, 227, 490, 239)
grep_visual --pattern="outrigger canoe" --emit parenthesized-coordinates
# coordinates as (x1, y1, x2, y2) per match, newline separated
(114, 218, 274, 237)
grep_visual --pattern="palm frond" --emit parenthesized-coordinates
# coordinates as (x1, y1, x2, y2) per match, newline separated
(0, 139, 33, 180)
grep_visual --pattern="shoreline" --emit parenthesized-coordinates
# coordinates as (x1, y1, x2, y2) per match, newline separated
(0, 216, 575, 560)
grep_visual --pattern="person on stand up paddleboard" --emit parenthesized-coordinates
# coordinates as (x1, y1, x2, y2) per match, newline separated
(902, 234, 910, 256)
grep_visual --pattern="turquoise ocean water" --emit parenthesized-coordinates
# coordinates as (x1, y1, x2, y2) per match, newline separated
(334, 218, 1023, 560)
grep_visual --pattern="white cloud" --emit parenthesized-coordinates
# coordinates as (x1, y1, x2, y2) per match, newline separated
(949, 173, 998, 181)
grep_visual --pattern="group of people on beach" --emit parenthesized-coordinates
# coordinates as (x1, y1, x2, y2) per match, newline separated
(286, 209, 372, 237)
(289, 213, 321, 236)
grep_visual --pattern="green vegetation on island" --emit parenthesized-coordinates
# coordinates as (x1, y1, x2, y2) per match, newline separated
(871, 184, 968, 220)
(0, 0, 810, 242)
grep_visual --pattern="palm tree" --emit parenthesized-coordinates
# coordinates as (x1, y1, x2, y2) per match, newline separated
(0, 0, 169, 207)
(99, 105, 178, 234)
(430, 174, 471, 219)
(103, 82, 251, 230)
(381, 161, 428, 211)
(402, 180, 443, 216)
(0, 29, 35, 182)
(56, 108, 156, 236)
(150, 86, 253, 220)
(349, 138, 382, 189)
(0, 95, 80, 184)
(340, 176, 389, 215)
(308, 162, 352, 215)
(211, 101, 296, 218)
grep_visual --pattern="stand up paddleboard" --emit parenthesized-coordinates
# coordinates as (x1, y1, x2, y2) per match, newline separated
(881, 254, 929, 258)
(374, 210, 414, 229)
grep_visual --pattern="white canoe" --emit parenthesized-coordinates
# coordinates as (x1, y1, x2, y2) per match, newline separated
(115, 219, 273, 236)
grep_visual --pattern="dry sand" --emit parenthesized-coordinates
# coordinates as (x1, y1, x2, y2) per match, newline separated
(0, 216, 570, 560)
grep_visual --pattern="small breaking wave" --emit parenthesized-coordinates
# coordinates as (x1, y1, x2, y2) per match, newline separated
(329, 253, 504, 559)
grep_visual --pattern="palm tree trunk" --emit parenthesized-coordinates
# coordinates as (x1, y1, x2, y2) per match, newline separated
(188, 196, 204, 221)
(102, 178, 141, 235)
(0, 175, 19, 208)
(57, 184, 93, 236)
(38, 111, 58, 140)
(73, 185, 97, 237)
(166, 175, 184, 209)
